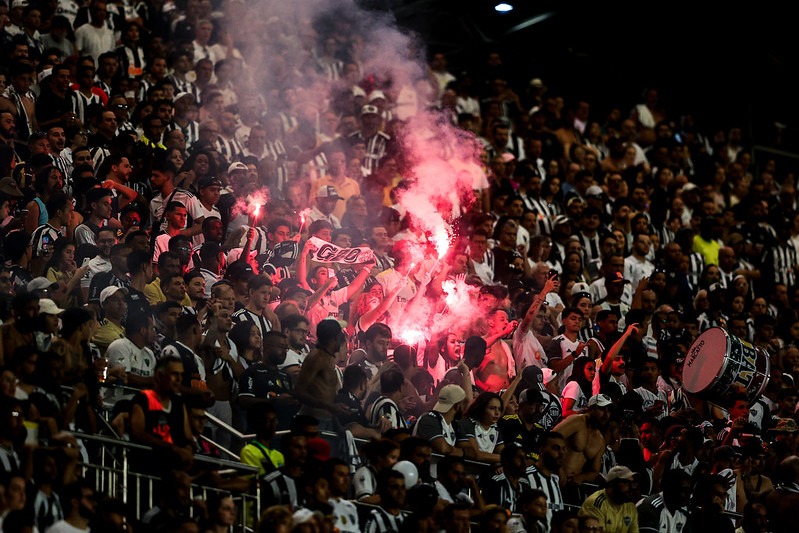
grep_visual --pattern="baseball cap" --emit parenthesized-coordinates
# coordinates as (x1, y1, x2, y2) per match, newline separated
(605, 271, 630, 284)
(553, 215, 571, 226)
(352, 85, 367, 98)
(0, 177, 24, 199)
(316, 185, 341, 199)
(770, 417, 799, 433)
(361, 104, 379, 116)
(572, 282, 590, 295)
(588, 394, 612, 408)
(11, 0, 28, 9)
(529, 78, 545, 88)
(433, 384, 466, 413)
(100, 286, 128, 306)
(39, 298, 65, 315)
(369, 90, 386, 102)
(225, 260, 254, 280)
(606, 465, 635, 482)
(27, 277, 55, 292)
(518, 388, 545, 405)
(174, 92, 196, 104)
(227, 161, 248, 174)
(586, 185, 604, 197)
(712, 445, 740, 462)
(197, 176, 223, 189)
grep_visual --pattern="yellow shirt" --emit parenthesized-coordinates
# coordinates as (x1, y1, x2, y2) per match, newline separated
(93, 320, 125, 354)
(692, 235, 721, 267)
(311, 176, 361, 221)
(240, 441, 285, 477)
(579, 489, 639, 533)
(144, 277, 192, 306)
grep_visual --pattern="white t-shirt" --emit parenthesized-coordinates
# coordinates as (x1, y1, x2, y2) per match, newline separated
(560, 381, 589, 413)
(329, 497, 360, 533)
(80, 255, 110, 289)
(306, 287, 347, 340)
(74, 23, 115, 62)
(513, 328, 548, 373)
(106, 337, 156, 377)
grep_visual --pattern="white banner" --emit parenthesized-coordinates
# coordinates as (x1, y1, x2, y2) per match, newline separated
(307, 237, 375, 265)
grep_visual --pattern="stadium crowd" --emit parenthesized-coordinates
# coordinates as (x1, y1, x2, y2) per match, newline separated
(1, 0, 799, 532)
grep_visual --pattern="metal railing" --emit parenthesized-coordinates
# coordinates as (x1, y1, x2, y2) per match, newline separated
(71, 430, 260, 532)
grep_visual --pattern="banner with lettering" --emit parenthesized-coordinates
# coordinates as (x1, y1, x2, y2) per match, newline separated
(307, 237, 375, 265)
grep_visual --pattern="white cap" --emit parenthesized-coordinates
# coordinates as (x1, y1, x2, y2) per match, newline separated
(588, 394, 612, 408)
(368, 90, 386, 102)
(100, 286, 128, 306)
(39, 298, 65, 315)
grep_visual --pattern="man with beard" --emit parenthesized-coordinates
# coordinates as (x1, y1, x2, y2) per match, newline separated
(46, 481, 96, 533)
(0, 291, 38, 366)
(357, 322, 392, 381)
(526, 431, 566, 529)
(413, 384, 467, 457)
(579, 465, 639, 532)
(552, 394, 611, 492)
(237, 331, 297, 430)
(0, 111, 19, 178)
(499, 388, 547, 461)
(280, 314, 310, 383)
(201, 304, 244, 449)
(364, 470, 406, 533)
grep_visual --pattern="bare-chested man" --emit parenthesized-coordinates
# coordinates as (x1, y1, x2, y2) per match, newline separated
(474, 308, 518, 392)
(552, 393, 611, 486)
(294, 318, 349, 431)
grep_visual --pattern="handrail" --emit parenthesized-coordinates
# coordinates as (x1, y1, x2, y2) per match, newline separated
(69, 431, 259, 475)
(200, 434, 240, 461)
(204, 410, 256, 440)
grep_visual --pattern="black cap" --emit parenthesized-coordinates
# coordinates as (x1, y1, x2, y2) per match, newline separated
(225, 260, 254, 280)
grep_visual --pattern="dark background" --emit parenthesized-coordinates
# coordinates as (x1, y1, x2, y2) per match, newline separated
(357, 1, 799, 163)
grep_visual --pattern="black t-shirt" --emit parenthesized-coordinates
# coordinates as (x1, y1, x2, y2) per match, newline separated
(498, 414, 545, 460)
(131, 389, 188, 447)
(334, 389, 369, 427)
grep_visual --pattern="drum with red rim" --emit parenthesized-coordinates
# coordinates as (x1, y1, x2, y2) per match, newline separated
(682, 327, 769, 404)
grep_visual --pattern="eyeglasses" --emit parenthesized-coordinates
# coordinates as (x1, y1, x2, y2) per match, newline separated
(292, 328, 309, 335)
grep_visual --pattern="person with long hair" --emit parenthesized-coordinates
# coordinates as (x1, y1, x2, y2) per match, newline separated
(456, 391, 505, 463)
(561, 251, 590, 285)
(201, 493, 238, 533)
(229, 321, 262, 369)
(560, 356, 596, 417)
(44, 237, 90, 307)
(178, 149, 219, 191)
(353, 438, 400, 505)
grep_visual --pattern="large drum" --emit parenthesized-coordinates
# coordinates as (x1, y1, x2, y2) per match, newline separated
(683, 327, 770, 404)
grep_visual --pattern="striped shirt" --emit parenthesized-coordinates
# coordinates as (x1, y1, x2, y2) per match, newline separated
(480, 472, 530, 512)
(262, 469, 302, 508)
(369, 396, 407, 429)
(33, 489, 64, 531)
(526, 465, 563, 529)
(364, 507, 405, 533)
(30, 223, 62, 258)
(637, 492, 688, 533)
(231, 307, 272, 338)
(348, 130, 390, 174)
(69, 89, 103, 124)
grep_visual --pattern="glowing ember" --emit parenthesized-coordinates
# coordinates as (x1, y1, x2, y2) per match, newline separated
(396, 328, 425, 347)
(297, 208, 312, 234)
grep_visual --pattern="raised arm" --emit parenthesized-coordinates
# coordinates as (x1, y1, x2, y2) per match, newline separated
(600, 323, 639, 377)
(518, 274, 558, 335)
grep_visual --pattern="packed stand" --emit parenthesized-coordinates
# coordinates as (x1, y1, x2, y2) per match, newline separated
(1, 0, 799, 531)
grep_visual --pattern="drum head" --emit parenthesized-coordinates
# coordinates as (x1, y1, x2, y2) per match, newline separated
(683, 327, 729, 394)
